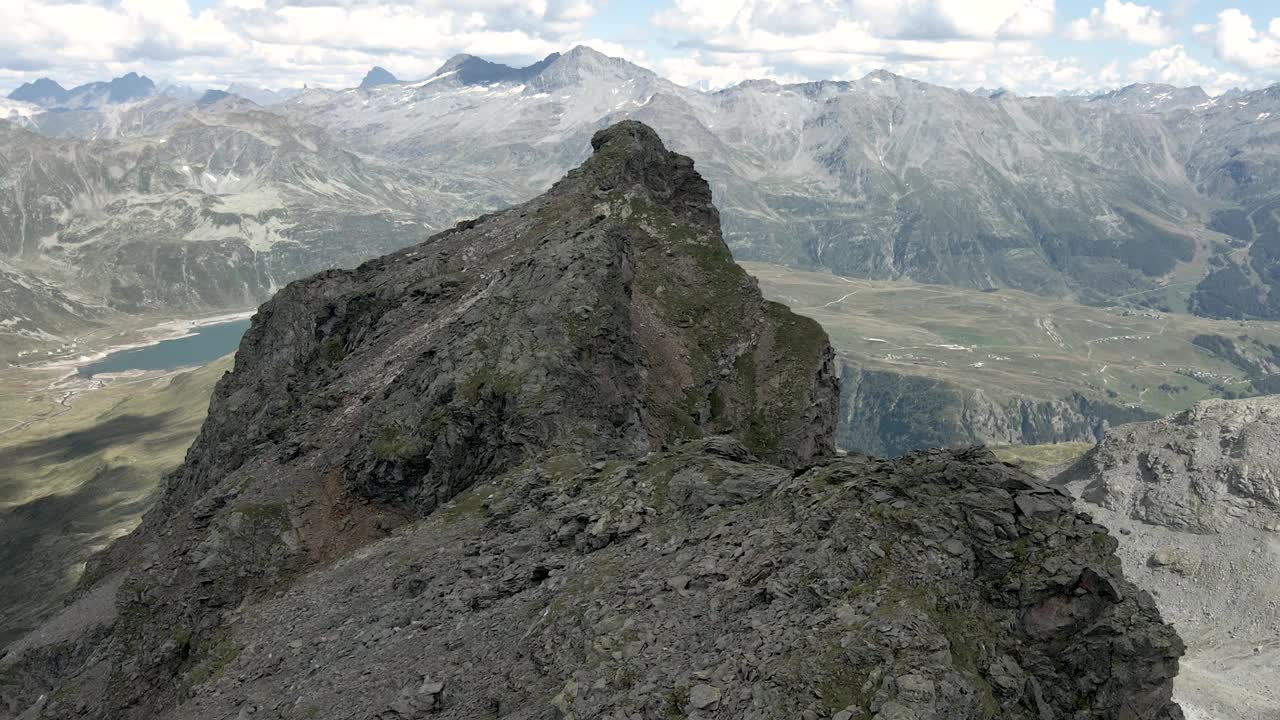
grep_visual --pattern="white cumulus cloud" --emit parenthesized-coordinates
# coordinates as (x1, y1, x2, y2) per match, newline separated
(1065, 0, 1175, 45)
(1197, 8, 1280, 73)
(0, 0, 608, 89)
(1127, 44, 1246, 93)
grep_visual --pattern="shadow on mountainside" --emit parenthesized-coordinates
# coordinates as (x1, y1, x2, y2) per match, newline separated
(0, 411, 183, 648)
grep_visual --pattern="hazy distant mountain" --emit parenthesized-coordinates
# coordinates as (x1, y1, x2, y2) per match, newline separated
(159, 83, 202, 101)
(197, 89, 232, 105)
(359, 66, 399, 89)
(22, 95, 219, 139)
(224, 83, 303, 106)
(267, 48, 1280, 318)
(0, 112, 490, 315)
(6, 73, 155, 110)
(7, 78, 68, 106)
(1086, 83, 1212, 113)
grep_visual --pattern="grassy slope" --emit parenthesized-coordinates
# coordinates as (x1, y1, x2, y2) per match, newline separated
(744, 262, 1280, 418)
(0, 357, 231, 647)
(991, 443, 1094, 474)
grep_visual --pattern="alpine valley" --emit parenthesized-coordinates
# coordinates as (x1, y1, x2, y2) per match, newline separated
(6, 47, 1280, 452)
(3, 47, 1280, 719)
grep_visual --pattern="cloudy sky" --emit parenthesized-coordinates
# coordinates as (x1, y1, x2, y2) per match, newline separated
(2, 0, 1278, 96)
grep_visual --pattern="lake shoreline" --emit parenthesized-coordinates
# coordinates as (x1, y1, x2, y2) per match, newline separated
(35, 310, 256, 374)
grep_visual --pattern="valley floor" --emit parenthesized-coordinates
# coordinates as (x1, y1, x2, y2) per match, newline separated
(746, 261, 1280, 419)
(0, 314, 240, 646)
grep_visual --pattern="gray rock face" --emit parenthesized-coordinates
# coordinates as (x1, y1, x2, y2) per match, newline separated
(0, 123, 1182, 720)
(1053, 396, 1280, 719)
(2, 442, 1185, 720)
(1062, 396, 1280, 532)
(160, 119, 838, 516)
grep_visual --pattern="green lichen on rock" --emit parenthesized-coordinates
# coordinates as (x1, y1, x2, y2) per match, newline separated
(188, 634, 242, 687)
(459, 368, 520, 402)
(371, 423, 425, 461)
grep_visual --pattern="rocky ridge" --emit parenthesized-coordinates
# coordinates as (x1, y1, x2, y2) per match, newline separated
(1, 123, 1183, 720)
(6, 73, 156, 110)
(1053, 396, 1280, 719)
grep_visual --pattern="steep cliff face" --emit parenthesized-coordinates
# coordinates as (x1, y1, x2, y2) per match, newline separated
(1052, 397, 1280, 719)
(839, 366, 1156, 457)
(0, 123, 1183, 720)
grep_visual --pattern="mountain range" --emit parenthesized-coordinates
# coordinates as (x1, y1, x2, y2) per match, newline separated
(268, 47, 1280, 320)
(4, 47, 1280, 460)
(8, 73, 156, 110)
(6, 48, 1280, 336)
(0, 107, 494, 338)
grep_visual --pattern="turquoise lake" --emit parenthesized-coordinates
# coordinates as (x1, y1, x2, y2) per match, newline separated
(78, 319, 251, 377)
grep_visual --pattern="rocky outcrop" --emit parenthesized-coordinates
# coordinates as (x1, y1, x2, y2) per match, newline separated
(0, 123, 1182, 720)
(839, 366, 1156, 457)
(1052, 396, 1280, 719)
(5, 441, 1186, 720)
(165, 119, 838, 517)
(1061, 396, 1280, 532)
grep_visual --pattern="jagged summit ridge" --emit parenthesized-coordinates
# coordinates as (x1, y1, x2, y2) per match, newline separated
(162, 119, 837, 518)
(429, 52, 560, 86)
(1, 122, 1182, 720)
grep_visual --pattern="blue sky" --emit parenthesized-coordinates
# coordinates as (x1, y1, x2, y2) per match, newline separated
(2, 1, 1278, 95)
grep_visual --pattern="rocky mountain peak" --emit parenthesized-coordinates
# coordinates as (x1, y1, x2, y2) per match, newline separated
(104, 72, 154, 103)
(574, 120, 714, 221)
(731, 78, 781, 92)
(196, 89, 231, 105)
(359, 66, 399, 89)
(1086, 83, 1211, 113)
(431, 52, 560, 86)
(122, 118, 838, 525)
(6, 77, 67, 105)
(530, 45, 654, 90)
